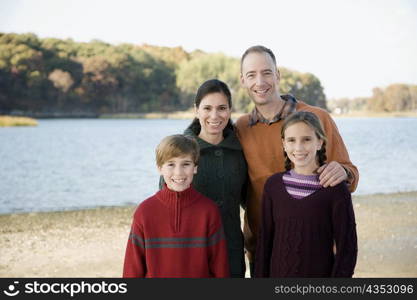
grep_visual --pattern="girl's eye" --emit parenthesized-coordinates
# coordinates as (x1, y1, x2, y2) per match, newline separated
(203, 107, 210, 111)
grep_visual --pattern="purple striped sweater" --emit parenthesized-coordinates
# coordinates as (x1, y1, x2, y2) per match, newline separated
(282, 169, 322, 199)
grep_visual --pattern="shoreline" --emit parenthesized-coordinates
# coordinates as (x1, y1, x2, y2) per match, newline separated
(1, 190, 416, 216)
(1, 191, 416, 277)
(3, 110, 417, 121)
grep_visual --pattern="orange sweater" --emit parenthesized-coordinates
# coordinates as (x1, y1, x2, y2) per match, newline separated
(235, 101, 359, 260)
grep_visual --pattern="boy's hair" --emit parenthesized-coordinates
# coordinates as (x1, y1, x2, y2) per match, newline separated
(156, 134, 200, 167)
(281, 111, 328, 171)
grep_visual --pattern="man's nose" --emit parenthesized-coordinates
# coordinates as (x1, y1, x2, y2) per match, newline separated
(255, 74, 264, 85)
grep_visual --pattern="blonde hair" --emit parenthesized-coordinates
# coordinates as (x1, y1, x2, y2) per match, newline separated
(155, 134, 199, 167)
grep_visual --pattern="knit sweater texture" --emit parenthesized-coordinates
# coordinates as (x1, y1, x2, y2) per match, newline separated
(235, 98, 359, 260)
(123, 185, 230, 278)
(255, 172, 358, 277)
(183, 126, 247, 277)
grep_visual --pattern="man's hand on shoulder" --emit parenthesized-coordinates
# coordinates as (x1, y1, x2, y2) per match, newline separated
(317, 161, 348, 188)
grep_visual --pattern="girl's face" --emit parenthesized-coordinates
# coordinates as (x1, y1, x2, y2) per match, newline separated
(282, 121, 323, 175)
(195, 92, 231, 138)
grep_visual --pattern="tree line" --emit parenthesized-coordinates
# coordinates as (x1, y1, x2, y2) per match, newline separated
(0, 32, 328, 116)
(328, 84, 417, 114)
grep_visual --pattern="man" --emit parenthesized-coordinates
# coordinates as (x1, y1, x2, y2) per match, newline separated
(235, 45, 359, 276)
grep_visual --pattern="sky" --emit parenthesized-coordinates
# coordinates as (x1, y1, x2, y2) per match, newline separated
(1, 0, 417, 99)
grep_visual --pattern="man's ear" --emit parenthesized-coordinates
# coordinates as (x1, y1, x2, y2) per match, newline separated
(193, 165, 198, 174)
(240, 73, 245, 86)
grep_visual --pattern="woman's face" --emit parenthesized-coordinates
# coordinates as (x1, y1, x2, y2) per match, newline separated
(196, 92, 231, 137)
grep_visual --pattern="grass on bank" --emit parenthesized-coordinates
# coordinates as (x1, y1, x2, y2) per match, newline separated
(0, 115, 38, 127)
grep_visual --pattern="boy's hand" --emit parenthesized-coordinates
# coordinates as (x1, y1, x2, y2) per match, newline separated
(317, 161, 347, 188)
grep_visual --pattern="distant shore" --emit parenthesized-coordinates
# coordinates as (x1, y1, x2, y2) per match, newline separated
(3, 110, 416, 122)
(0, 115, 38, 127)
(1, 191, 416, 277)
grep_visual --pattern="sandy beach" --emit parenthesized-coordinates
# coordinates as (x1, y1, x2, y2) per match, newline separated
(1, 192, 416, 278)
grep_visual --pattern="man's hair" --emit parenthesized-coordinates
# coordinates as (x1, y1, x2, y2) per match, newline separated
(155, 134, 200, 167)
(240, 45, 277, 70)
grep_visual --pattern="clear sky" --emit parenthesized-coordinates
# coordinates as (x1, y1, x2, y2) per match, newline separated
(1, 0, 416, 99)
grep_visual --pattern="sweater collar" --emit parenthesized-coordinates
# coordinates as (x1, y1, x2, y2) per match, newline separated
(184, 126, 242, 151)
(156, 184, 199, 209)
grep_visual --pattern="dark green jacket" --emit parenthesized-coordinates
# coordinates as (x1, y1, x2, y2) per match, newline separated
(184, 126, 248, 277)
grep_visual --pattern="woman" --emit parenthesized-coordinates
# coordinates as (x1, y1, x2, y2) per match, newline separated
(162, 79, 247, 277)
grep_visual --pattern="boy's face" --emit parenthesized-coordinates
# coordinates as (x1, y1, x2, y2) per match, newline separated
(158, 155, 197, 192)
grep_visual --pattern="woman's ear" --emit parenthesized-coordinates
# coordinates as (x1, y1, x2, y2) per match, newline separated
(193, 165, 198, 174)
(194, 104, 198, 118)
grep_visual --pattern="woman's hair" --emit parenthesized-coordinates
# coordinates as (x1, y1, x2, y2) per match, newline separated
(187, 79, 234, 134)
(156, 134, 200, 167)
(281, 111, 328, 171)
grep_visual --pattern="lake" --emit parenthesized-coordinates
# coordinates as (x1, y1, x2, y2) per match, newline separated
(1, 117, 417, 214)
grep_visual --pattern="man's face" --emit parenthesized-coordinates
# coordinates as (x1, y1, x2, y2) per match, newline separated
(240, 51, 280, 106)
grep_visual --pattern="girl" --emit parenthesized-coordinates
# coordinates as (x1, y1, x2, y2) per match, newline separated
(255, 111, 357, 277)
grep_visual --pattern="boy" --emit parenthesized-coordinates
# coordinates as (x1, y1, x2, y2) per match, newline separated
(123, 134, 230, 278)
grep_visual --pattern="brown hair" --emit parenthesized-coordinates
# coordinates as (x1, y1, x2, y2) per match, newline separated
(240, 45, 277, 70)
(281, 111, 327, 171)
(155, 134, 200, 167)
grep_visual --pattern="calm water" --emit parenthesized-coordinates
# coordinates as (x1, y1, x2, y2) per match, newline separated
(1, 118, 417, 214)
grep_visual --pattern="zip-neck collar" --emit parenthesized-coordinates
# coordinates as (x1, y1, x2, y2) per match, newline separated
(156, 184, 201, 233)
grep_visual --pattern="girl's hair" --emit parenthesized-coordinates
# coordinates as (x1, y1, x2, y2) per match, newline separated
(156, 134, 200, 167)
(187, 79, 234, 134)
(281, 111, 328, 171)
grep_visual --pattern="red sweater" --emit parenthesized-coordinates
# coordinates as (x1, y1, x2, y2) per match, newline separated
(123, 185, 230, 278)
